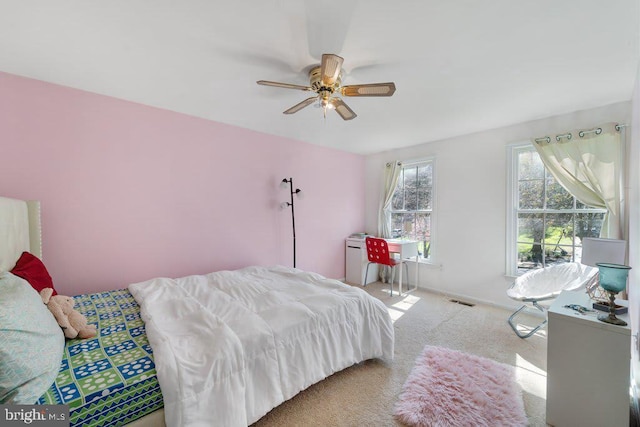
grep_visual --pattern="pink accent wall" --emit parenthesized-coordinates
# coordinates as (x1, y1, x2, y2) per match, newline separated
(0, 72, 365, 295)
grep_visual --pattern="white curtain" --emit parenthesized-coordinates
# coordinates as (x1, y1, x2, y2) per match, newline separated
(532, 122, 623, 239)
(377, 161, 402, 238)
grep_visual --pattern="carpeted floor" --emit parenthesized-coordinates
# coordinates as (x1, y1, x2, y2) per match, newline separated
(253, 281, 548, 427)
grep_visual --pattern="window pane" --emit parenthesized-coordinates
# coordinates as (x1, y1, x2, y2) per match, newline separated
(518, 150, 544, 180)
(517, 242, 543, 270)
(518, 213, 544, 266)
(543, 213, 574, 264)
(543, 213, 573, 244)
(518, 213, 544, 243)
(518, 180, 544, 209)
(404, 167, 417, 211)
(546, 245, 574, 265)
(415, 213, 431, 258)
(575, 212, 605, 241)
(390, 213, 404, 238)
(546, 175, 573, 209)
(417, 164, 432, 210)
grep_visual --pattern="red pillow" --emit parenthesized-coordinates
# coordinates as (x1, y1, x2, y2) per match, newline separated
(10, 251, 57, 296)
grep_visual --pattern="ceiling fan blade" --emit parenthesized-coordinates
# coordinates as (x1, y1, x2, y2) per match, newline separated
(320, 54, 344, 87)
(257, 80, 313, 91)
(341, 82, 396, 97)
(330, 98, 357, 121)
(283, 97, 318, 114)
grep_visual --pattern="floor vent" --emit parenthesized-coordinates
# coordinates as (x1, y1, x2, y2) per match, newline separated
(449, 299, 475, 307)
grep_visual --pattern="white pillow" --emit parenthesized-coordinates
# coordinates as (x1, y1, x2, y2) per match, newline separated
(0, 272, 65, 403)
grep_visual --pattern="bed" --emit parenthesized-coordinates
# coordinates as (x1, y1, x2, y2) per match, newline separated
(0, 196, 395, 426)
(36, 288, 164, 425)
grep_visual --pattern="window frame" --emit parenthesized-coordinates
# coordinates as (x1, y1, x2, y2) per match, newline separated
(506, 142, 607, 276)
(389, 157, 436, 263)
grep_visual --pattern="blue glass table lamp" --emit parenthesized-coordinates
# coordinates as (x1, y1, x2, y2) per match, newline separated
(596, 263, 631, 326)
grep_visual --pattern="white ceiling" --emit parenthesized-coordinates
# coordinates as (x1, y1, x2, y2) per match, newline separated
(1, 1, 638, 155)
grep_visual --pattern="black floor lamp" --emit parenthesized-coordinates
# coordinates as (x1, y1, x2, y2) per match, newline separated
(280, 177, 302, 268)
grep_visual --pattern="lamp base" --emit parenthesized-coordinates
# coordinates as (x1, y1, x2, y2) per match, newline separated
(596, 288, 628, 326)
(597, 313, 628, 326)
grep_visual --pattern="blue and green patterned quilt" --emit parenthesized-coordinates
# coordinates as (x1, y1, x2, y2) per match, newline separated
(37, 289, 164, 426)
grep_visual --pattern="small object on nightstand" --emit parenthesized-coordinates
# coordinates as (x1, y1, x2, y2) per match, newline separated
(563, 304, 592, 314)
(592, 301, 628, 314)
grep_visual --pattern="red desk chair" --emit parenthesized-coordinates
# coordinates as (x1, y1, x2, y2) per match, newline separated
(365, 237, 409, 296)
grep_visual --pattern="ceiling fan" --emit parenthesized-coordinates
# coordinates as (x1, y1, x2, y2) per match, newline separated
(257, 54, 396, 121)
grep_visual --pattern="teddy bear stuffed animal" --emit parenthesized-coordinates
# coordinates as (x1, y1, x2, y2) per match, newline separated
(40, 288, 97, 339)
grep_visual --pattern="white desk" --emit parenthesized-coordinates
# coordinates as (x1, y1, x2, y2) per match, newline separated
(384, 239, 419, 295)
(344, 238, 420, 295)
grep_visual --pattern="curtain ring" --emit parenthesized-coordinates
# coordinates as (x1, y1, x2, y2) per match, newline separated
(579, 127, 602, 138)
(556, 133, 572, 142)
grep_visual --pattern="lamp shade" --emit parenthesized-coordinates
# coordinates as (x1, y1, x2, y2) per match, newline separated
(581, 238, 626, 267)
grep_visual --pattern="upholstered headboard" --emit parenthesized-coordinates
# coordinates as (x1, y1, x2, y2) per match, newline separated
(0, 196, 42, 272)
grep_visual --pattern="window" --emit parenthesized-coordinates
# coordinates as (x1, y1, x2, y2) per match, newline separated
(507, 144, 606, 275)
(390, 159, 434, 260)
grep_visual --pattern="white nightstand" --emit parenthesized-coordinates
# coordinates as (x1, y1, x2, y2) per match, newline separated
(546, 290, 630, 427)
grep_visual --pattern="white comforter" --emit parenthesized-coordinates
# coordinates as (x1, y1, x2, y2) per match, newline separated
(128, 265, 394, 427)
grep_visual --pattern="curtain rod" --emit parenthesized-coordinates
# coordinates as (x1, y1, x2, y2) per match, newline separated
(534, 123, 628, 144)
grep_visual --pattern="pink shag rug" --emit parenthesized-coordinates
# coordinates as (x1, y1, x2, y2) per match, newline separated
(394, 346, 527, 427)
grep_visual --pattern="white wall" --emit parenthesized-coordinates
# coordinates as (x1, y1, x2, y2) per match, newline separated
(365, 101, 631, 308)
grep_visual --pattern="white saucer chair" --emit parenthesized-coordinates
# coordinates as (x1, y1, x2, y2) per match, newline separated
(507, 238, 626, 339)
(507, 262, 597, 338)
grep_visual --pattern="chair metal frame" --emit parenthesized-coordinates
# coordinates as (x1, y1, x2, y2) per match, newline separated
(507, 300, 549, 339)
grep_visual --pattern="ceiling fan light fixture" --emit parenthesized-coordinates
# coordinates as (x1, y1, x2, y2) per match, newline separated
(320, 98, 335, 110)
